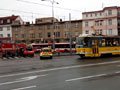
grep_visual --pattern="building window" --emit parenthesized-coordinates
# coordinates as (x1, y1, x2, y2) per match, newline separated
(99, 29, 102, 34)
(118, 20, 120, 25)
(48, 32, 51, 37)
(0, 27, 3, 31)
(91, 14, 92, 17)
(100, 20, 103, 26)
(30, 33, 35, 38)
(21, 34, 26, 38)
(64, 32, 69, 37)
(108, 29, 112, 35)
(96, 29, 102, 35)
(56, 24, 60, 29)
(55, 32, 60, 37)
(47, 24, 50, 29)
(95, 13, 97, 16)
(15, 34, 18, 38)
(0, 34, 3, 37)
(118, 11, 120, 16)
(85, 30, 89, 34)
(0, 20, 3, 24)
(85, 22, 88, 27)
(7, 34, 10, 37)
(86, 14, 88, 17)
(39, 33, 42, 38)
(38, 26, 42, 30)
(108, 19, 112, 25)
(100, 13, 102, 16)
(65, 24, 69, 29)
(31, 26, 34, 30)
(7, 26, 10, 30)
(58, 32, 60, 37)
(74, 31, 79, 36)
(74, 23, 79, 28)
(15, 28, 18, 31)
(108, 10, 112, 15)
(7, 19, 10, 23)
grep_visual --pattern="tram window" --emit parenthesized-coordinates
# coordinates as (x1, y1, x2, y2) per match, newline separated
(113, 38, 119, 46)
(102, 39, 105, 46)
(83, 37, 89, 47)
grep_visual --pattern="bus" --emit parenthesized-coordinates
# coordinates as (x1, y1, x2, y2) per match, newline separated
(31, 43, 76, 53)
(76, 34, 120, 58)
(31, 43, 50, 53)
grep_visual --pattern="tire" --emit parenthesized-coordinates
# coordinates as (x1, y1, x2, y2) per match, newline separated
(40, 57, 42, 59)
(50, 56, 53, 59)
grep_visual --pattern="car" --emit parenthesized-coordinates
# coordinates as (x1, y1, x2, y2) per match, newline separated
(40, 48, 53, 59)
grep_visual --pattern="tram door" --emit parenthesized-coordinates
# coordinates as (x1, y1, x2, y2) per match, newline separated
(92, 40, 99, 57)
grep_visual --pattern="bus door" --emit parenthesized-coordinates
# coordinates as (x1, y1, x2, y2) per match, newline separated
(92, 40, 99, 56)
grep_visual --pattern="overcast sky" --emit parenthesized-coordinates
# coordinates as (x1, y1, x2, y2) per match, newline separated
(0, 0, 120, 23)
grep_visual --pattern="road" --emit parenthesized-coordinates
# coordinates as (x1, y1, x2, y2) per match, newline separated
(0, 55, 120, 90)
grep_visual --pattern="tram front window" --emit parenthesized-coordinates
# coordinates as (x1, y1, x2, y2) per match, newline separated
(76, 37, 90, 48)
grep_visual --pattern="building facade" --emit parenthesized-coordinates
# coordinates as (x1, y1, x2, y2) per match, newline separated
(0, 15, 24, 40)
(82, 6, 120, 36)
(12, 17, 82, 43)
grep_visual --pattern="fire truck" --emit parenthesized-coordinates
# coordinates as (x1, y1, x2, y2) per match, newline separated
(0, 41, 17, 58)
(17, 44, 35, 57)
(0, 41, 35, 58)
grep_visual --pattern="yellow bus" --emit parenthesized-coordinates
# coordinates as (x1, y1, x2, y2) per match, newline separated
(76, 34, 120, 58)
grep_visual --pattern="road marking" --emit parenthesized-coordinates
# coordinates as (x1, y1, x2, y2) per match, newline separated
(12, 85, 36, 90)
(0, 60, 120, 78)
(66, 73, 107, 82)
(116, 65, 120, 67)
(0, 74, 47, 86)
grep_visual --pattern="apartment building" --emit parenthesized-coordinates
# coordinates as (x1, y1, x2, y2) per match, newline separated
(82, 6, 120, 36)
(0, 15, 24, 40)
(12, 17, 82, 43)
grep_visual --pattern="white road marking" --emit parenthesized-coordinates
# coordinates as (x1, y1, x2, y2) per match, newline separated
(0, 74, 47, 86)
(66, 73, 107, 82)
(116, 65, 120, 67)
(12, 85, 36, 90)
(0, 60, 120, 78)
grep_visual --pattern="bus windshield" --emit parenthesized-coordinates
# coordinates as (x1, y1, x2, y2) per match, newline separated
(76, 37, 90, 48)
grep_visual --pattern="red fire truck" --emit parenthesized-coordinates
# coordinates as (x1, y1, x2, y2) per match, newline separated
(17, 44, 35, 57)
(0, 41, 17, 58)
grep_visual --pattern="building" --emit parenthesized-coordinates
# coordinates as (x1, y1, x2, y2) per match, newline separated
(0, 15, 24, 40)
(82, 6, 120, 36)
(12, 17, 82, 43)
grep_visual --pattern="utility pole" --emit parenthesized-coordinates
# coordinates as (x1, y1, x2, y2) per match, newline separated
(41, 0, 59, 51)
(69, 13, 72, 55)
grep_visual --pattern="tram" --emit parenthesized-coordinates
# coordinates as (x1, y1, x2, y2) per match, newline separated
(76, 34, 120, 58)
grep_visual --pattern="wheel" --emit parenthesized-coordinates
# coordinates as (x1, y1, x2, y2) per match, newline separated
(50, 56, 53, 59)
(40, 57, 42, 59)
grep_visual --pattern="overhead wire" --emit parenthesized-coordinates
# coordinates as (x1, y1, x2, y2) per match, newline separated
(16, 0, 82, 12)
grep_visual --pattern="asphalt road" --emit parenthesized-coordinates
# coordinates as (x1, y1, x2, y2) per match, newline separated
(0, 55, 120, 90)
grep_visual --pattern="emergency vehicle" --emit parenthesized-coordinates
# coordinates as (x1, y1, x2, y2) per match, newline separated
(0, 41, 17, 58)
(17, 44, 35, 57)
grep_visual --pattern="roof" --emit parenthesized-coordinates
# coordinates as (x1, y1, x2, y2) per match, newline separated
(82, 6, 120, 14)
(0, 15, 19, 25)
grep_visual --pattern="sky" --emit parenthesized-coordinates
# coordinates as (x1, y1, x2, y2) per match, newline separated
(0, 0, 120, 23)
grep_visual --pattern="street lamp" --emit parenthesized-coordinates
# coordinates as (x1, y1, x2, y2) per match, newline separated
(41, 0, 59, 51)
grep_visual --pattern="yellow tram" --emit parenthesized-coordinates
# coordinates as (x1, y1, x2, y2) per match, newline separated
(76, 34, 120, 58)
